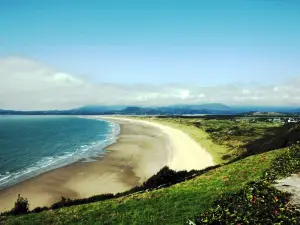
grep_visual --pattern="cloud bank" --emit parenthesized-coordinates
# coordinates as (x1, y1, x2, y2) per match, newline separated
(0, 57, 299, 110)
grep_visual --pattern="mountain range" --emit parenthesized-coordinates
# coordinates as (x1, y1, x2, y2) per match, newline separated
(0, 104, 299, 116)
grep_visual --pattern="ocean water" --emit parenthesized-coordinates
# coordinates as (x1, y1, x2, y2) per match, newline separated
(0, 116, 120, 189)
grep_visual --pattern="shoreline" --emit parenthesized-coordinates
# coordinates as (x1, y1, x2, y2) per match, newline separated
(0, 116, 213, 212)
(102, 116, 214, 171)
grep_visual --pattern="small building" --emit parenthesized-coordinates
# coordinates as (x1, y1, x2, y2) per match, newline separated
(288, 118, 297, 123)
(273, 118, 282, 123)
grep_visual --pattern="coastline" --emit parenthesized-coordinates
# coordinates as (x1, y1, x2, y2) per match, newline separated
(103, 116, 214, 171)
(0, 116, 213, 212)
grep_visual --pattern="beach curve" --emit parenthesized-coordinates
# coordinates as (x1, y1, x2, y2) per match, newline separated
(101, 116, 214, 171)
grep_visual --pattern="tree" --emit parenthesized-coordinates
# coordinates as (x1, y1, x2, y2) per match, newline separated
(11, 194, 29, 215)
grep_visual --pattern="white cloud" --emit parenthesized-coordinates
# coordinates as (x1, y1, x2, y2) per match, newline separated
(0, 56, 299, 110)
(283, 94, 289, 99)
(48, 73, 84, 86)
(198, 93, 206, 98)
(242, 89, 250, 95)
(179, 90, 190, 99)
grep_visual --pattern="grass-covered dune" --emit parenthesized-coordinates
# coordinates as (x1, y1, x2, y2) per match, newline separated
(1, 118, 300, 224)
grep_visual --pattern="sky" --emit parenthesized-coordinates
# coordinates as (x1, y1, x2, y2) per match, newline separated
(0, 0, 300, 110)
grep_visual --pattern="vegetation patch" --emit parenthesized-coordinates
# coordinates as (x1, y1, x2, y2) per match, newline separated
(190, 144, 300, 224)
(191, 181, 299, 224)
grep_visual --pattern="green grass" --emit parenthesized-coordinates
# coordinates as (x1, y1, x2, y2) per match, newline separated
(2, 148, 285, 225)
(193, 144, 300, 224)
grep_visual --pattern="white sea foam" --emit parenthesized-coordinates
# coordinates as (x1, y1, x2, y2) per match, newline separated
(0, 119, 121, 189)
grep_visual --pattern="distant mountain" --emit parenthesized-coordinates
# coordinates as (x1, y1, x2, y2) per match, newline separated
(104, 106, 161, 115)
(1, 104, 299, 116)
(162, 103, 231, 111)
(155, 103, 234, 115)
(186, 103, 232, 111)
(232, 106, 300, 113)
(67, 103, 234, 115)
(0, 109, 67, 115)
(290, 108, 300, 113)
(69, 105, 127, 114)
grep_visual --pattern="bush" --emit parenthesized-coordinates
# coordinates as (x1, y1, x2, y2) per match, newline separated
(11, 194, 29, 215)
(32, 206, 48, 213)
(50, 196, 72, 210)
(137, 165, 220, 191)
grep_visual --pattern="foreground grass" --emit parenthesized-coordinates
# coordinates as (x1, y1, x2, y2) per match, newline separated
(2, 148, 285, 225)
(194, 144, 300, 224)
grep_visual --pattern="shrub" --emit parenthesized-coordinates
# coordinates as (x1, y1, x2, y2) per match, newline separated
(87, 193, 114, 203)
(11, 194, 29, 215)
(50, 196, 72, 210)
(32, 206, 48, 213)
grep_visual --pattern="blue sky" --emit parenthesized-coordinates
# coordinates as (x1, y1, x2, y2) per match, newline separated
(0, 0, 300, 109)
(1, 0, 300, 84)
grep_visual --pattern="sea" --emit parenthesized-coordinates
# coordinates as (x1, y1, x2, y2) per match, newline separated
(0, 116, 120, 189)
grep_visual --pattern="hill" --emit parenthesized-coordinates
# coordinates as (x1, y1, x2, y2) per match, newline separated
(70, 105, 126, 113)
(1, 104, 300, 116)
(190, 103, 232, 111)
(292, 108, 300, 113)
(155, 103, 234, 115)
(103, 106, 161, 115)
(69, 103, 235, 115)
(0, 103, 234, 116)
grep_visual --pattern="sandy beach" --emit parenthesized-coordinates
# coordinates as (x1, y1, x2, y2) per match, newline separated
(0, 116, 213, 212)
(104, 116, 214, 171)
